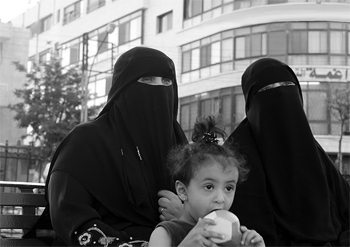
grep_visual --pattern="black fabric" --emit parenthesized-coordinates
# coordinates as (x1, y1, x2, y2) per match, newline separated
(225, 58, 350, 246)
(43, 47, 187, 245)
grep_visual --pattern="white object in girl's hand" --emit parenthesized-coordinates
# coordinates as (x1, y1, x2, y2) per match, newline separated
(204, 210, 242, 246)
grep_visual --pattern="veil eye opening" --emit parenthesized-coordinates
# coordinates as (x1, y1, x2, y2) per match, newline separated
(257, 81, 295, 93)
(137, 76, 173, 86)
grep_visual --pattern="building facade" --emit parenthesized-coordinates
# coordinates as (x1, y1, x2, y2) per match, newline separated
(0, 22, 29, 145)
(10, 0, 350, 173)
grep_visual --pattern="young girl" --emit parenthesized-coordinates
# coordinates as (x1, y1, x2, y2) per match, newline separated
(149, 117, 265, 247)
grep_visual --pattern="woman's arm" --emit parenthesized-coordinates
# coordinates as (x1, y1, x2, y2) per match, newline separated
(48, 171, 129, 246)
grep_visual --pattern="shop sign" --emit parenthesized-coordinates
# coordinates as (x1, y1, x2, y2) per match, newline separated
(292, 66, 349, 82)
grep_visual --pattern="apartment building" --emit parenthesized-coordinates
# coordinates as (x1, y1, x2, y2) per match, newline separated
(0, 22, 29, 145)
(10, 0, 350, 173)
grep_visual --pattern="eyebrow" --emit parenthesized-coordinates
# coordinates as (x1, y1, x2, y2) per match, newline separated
(201, 178, 237, 183)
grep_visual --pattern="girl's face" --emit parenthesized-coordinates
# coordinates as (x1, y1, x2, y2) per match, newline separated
(178, 160, 239, 224)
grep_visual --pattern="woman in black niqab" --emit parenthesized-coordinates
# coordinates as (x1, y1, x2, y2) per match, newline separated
(45, 47, 187, 246)
(225, 58, 350, 246)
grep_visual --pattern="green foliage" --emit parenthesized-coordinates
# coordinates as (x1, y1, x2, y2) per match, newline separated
(9, 58, 99, 161)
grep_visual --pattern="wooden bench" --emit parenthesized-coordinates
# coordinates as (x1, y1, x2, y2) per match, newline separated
(0, 181, 49, 246)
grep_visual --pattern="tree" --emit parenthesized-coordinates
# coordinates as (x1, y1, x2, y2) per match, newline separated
(329, 87, 350, 174)
(9, 58, 99, 161)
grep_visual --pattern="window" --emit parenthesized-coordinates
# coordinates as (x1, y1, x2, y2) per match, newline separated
(235, 36, 250, 59)
(180, 101, 198, 139)
(61, 41, 81, 66)
(184, 0, 230, 20)
(200, 98, 220, 117)
(87, 0, 106, 13)
(268, 31, 287, 55)
(97, 32, 108, 54)
(28, 22, 39, 38)
(118, 22, 129, 45)
(251, 33, 266, 57)
(221, 38, 233, 61)
(39, 51, 51, 63)
(118, 17, 142, 45)
(234, 94, 245, 124)
(348, 32, 350, 55)
(40, 15, 52, 33)
(290, 31, 307, 53)
(308, 31, 327, 53)
(181, 21, 350, 82)
(63, 1, 81, 25)
(182, 51, 191, 72)
(191, 48, 200, 70)
(185, 0, 203, 19)
(157, 11, 173, 33)
(211, 42, 221, 64)
(0, 42, 2, 64)
(330, 31, 346, 54)
(70, 43, 80, 64)
(129, 18, 141, 40)
(57, 9, 60, 23)
(200, 45, 211, 67)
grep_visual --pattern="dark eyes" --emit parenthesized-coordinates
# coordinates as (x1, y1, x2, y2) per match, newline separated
(203, 184, 235, 192)
(137, 76, 173, 86)
(161, 78, 172, 86)
(205, 184, 214, 190)
(226, 185, 235, 192)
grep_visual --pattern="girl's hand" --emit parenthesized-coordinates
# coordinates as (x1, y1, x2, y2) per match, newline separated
(240, 226, 265, 247)
(179, 218, 223, 247)
(158, 190, 184, 221)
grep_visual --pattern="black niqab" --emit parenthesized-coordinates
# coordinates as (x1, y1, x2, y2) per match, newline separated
(46, 47, 187, 240)
(225, 58, 349, 245)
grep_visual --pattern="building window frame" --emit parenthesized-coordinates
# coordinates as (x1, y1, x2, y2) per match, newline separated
(63, 0, 81, 25)
(87, 0, 106, 14)
(39, 14, 52, 33)
(157, 11, 173, 33)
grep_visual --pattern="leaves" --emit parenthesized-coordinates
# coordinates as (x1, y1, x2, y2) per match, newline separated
(9, 58, 100, 161)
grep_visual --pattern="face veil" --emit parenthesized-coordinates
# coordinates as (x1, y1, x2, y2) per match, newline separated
(46, 47, 187, 238)
(225, 58, 349, 245)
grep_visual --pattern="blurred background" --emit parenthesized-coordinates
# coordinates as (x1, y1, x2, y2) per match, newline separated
(0, 0, 349, 184)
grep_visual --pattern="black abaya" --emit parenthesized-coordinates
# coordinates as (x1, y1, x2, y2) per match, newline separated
(45, 47, 187, 245)
(225, 58, 350, 246)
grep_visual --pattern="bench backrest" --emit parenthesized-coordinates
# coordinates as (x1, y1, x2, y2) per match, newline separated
(0, 181, 46, 235)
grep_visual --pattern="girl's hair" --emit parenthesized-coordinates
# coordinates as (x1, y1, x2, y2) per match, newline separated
(167, 116, 248, 186)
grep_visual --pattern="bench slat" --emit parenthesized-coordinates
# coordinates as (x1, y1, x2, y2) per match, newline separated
(0, 238, 48, 246)
(0, 192, 46, 207)
(0, 215, 40, 229)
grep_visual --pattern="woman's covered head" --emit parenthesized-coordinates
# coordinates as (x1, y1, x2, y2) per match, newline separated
(241, 57, 302, 111)
(99, 46, 179, 117)
(167, 116, 248, 186)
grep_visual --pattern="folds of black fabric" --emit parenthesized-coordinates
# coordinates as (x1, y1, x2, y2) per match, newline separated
(225, 58, 350, 246)
(30, 47, 187, 245)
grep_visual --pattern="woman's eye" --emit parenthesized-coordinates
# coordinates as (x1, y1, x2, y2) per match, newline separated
(138, 77, 153, 84)
(162, 78, 173, 86)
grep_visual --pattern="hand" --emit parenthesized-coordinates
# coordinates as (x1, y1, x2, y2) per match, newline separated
(179, 218, 222, 247)
(158, 190, 184, 221)
(240, 226, 265, 247)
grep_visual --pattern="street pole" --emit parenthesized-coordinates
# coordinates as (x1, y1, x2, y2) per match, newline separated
(80, 23, 116, 123)
(81, 32, 89, 123)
